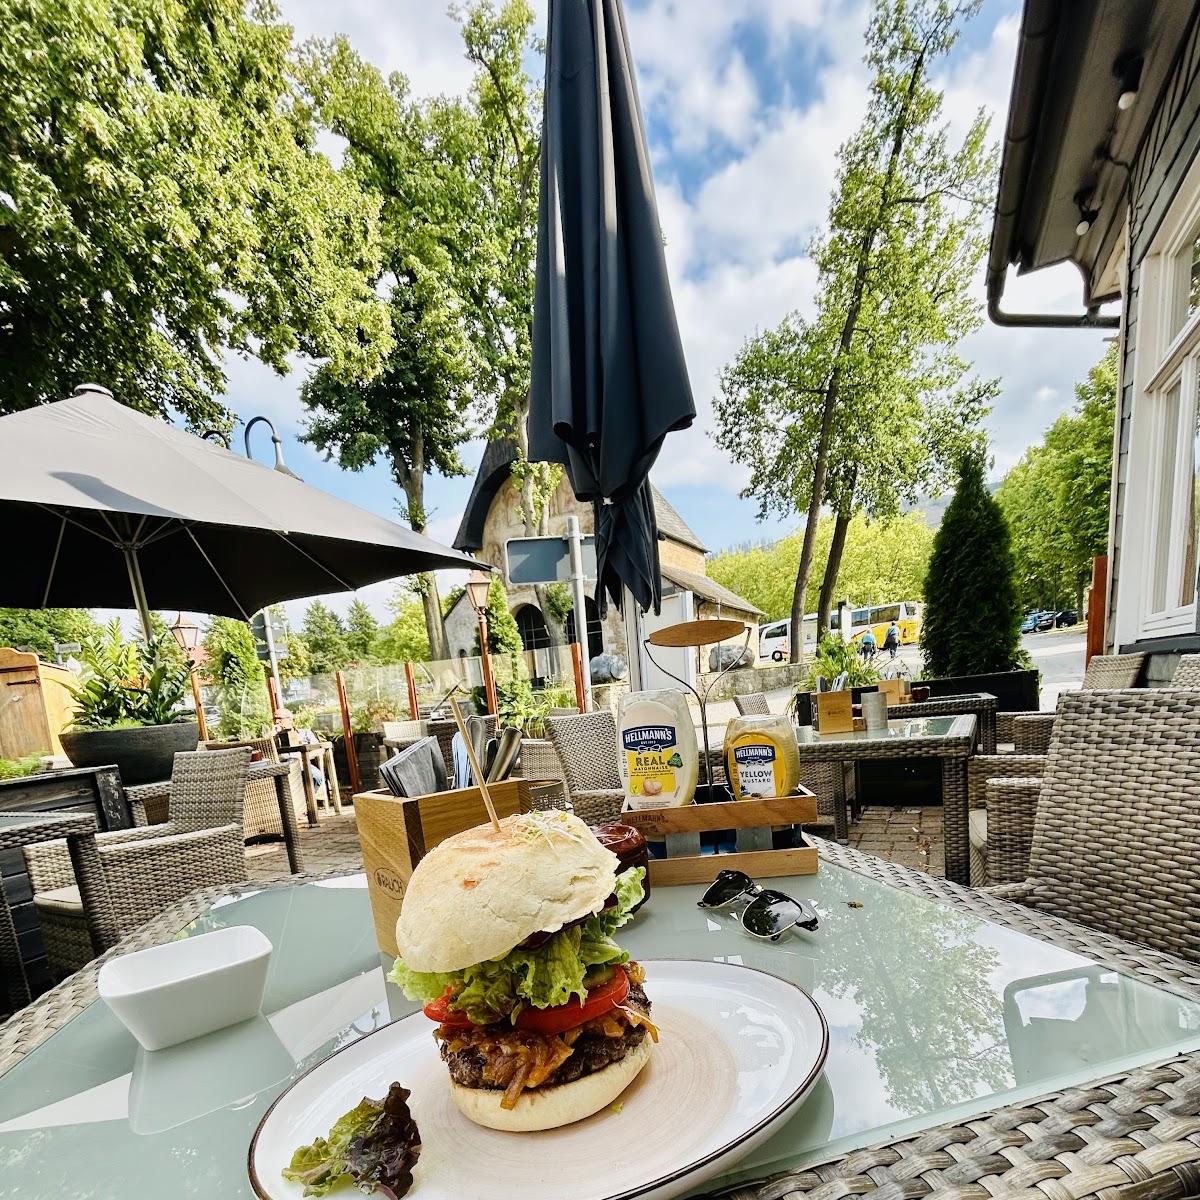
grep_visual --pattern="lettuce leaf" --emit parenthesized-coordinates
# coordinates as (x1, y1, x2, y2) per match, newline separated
(282, 1084, 421, 1198)
(388, 867, 646, 1024)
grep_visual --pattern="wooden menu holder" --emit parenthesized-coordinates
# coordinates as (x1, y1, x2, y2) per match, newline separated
(621, 792, 818, 885)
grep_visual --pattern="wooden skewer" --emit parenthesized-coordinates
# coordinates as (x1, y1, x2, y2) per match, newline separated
(448, 694, 501, 832)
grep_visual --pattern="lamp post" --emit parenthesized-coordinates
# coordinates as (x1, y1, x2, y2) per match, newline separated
(466, 572, 498, 716)
(170, 612, 208, 740)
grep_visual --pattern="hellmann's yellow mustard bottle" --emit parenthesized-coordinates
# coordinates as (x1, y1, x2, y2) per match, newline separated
(724, 713, 801, 800)
(617, 689, 698, 809)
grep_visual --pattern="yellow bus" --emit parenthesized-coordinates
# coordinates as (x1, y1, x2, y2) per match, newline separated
(762, 600, 922, 661)
(800, 600, 923, 648)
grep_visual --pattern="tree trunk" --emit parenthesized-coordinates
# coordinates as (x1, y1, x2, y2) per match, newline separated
(817, 509, 853, 636)
(786, 42, 929, 665)
(393, 436, 449, 661)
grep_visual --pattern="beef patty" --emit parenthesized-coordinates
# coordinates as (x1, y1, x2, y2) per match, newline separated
(442, 982, 651, 1091)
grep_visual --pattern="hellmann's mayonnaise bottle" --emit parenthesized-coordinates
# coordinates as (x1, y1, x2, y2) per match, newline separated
(724, 713, 801, 800)
(617, 689, 698, 809)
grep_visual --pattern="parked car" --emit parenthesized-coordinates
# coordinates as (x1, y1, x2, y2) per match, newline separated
(1055, 609, 1079, 627)
(1020, 612, 1041, 633)
(1036, 612, 1056, 631)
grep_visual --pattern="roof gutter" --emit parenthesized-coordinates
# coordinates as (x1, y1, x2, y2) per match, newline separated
(986, 0, 1121, 331)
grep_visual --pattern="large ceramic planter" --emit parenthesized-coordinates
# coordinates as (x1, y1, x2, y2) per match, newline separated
(60, 722, 200, 786)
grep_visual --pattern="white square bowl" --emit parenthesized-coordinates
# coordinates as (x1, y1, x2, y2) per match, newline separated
(98, 925, 273, 1051)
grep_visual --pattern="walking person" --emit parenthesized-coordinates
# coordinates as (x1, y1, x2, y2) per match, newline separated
(859, 628, 877, 662)
(883, 621, 901, 659)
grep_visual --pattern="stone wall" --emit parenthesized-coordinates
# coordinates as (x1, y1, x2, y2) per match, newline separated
(658, 538, 705, 574)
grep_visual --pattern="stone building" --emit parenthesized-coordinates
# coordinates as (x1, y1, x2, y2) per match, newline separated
(449, 441, 762, 679)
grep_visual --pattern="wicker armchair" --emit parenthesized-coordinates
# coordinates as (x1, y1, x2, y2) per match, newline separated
(734, 693, 771, 716)
(518, 738, 567, 787)
(546, 711, 624, 824)
(981, 689, 1200, 961)
(966, 753, 1045, 885)
(24, 748, 252, 978)
(996, 652, 1147, 751)
(428, 716, 497, 780)
(1173, 653, 1200, 686)
(202, 737, 303, 840)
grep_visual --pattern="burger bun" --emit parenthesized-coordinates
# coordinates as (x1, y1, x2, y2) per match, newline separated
(449, 1036, 652, 1132)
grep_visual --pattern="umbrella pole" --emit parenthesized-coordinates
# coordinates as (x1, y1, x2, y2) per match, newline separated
(122, 546, 154, 641)
(622, 584, 646, 691)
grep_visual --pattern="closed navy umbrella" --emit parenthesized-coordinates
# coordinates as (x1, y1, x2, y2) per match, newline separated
(529, 0, 695, 615)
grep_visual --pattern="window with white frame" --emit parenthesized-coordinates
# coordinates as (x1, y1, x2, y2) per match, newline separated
(1135, 185, 1200, 634)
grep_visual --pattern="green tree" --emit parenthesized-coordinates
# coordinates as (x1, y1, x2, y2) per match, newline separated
(200, 618, 271, 739)
(345, 599, 381, 663)
(0, 608, 101, 659)
(714, 0, 995, 653)
(373, 585, 431, 663)
(998, 346, 1116, 612)
(921, 450, 1022, 677)
(451, 3, 567, 639)
(300, 37, 476, 657)
(708, 512, 935, 622)
(302, 601, 351, 674)
(0, 0, 390, 422)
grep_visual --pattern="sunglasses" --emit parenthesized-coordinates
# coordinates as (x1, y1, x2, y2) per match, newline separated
(697, 870, 820, 941)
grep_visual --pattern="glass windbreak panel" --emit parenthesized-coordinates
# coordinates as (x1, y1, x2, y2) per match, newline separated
(3, 870, 1200, 1199)
(1152, 382, 1182, 612)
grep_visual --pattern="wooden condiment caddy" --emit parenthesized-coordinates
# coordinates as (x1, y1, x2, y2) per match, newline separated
(621, 791, 818, 885)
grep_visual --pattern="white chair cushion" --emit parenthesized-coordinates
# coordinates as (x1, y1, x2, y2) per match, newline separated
(968, 808, 988, 853)
(33, 884, 82, 915)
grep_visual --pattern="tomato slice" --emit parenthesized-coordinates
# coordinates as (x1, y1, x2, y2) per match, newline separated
(514, 967, 629, 1035)
(422, 988, 475, 1028)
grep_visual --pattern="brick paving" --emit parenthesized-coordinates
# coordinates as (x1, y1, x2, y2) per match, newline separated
(246, 803, 946, 881)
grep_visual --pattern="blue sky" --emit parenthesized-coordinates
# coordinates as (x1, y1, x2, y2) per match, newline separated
(217, 0, 1116, 623)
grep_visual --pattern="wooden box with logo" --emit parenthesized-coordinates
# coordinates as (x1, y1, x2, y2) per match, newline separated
(355, 778, 557, 956)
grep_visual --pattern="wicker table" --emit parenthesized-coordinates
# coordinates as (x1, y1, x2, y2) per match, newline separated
(887, 691, 998, 754)
(277, 741, 342, 824)
(0, 812, 118, 1011)
(795, 714, 977, 884)
(3, 847, 1200, 1200)
(247, 760, 304, 875)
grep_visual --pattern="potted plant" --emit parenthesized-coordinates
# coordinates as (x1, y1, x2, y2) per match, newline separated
(59, 621, 199, 785)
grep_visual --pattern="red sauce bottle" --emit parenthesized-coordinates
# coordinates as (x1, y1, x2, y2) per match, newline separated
(592, 822, 651, 913)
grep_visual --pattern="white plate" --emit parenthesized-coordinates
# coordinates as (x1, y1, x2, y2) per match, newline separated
(249, 960, 827, 1200)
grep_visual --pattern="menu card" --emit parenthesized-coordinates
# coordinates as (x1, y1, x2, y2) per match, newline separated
(816, 689, 855, 734)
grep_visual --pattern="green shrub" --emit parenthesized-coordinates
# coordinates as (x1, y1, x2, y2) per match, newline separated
(800, 635, 881, 692)
(921, 451, 1024, 677)
(201, 617, 272, 739)
(0, 754, 49, 780)
(68, 621, 190, 730)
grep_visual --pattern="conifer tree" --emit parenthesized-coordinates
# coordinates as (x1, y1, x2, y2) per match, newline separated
(921, 450, 1022, 677)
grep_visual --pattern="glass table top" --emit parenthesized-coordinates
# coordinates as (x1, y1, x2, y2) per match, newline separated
(797, 713, 974, 744)
(2, 866, 1199, 1198)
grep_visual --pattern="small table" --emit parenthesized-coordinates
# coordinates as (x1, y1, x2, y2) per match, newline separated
(4, 855, 1200, 1198)
(0, 811, 119, 1011)
(795, 714, 977, 884)
(887, 692, 998, 754)
(246, 762, 304, 875)
(277, 742, 342, 825)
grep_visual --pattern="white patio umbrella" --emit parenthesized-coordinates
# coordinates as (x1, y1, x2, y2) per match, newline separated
(0, 386, 482, 637)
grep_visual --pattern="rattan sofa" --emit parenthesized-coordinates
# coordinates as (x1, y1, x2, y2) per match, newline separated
(23, 748, 253, 977)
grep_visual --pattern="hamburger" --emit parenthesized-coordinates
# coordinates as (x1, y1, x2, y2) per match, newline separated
(388, 811, 656, 1132)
